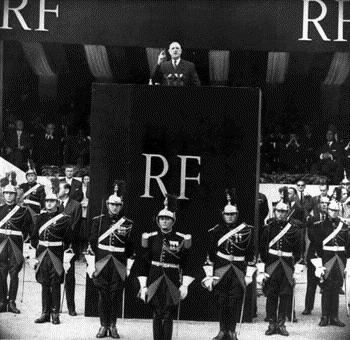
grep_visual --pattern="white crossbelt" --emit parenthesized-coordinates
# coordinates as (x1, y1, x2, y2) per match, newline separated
(22, 183, 41, 198)
(0, 205, 20, 229)
(39, 240, 63, 247)
(39, 213, 65, 236)
(151, 261, 179, 269)
(217, 223, 247, 246)
(23, 199, 41, 207)
(323, 245, 345, 252)
(0, 228, 23, 236)
(98, 244, 125, 252)
(98, 218, 126, 243)
(323, 221, 344, 246)
(269, 223, 292, 248)
(269, 249, 293, 257)
(216, 251, 245, 262)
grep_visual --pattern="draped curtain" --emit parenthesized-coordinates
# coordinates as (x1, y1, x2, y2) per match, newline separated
(146, 47, 164, 78)
(208, 50, 230, 85)
(266, 52, 289, 84)
(84, 45, 113, 82)
(21, 42, 57, 99)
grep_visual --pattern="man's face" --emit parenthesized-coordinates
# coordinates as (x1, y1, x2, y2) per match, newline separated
(168, 42, 182, 60)
(275, 209, 287, 220)
(158, 216, 174, 232)
(326, 130, 334, 142)
(328, 207, 339, 219)
(65, 168, 74, 179)
(107, 202, 122, 215)
(26, 174, 36, 183)
(341, 189, 348, 202)
(46, 124, 55, 135)
(83, 176, 90, 185)
(223, 212, 238, 225)
(16, 120, 24, 130)
(3, 192, 16, 204)
(288, 189, 295, 202)
(45, 199, 58, 211)
(319, 185, 328, 197)
(296, 181, 305, 193)
(319, 198, 329, 212)
(58, 184, 68, 199)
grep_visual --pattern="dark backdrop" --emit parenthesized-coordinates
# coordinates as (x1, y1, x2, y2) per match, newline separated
(85, 84, 261, 320)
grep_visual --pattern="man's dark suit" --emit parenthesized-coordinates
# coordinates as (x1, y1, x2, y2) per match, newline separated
(62, 198, 82, 314)
(152, 59, 201, 86)
(65, 178, 83, 202)
(312, 141, 344, 183)
(3, 129, 32, 170)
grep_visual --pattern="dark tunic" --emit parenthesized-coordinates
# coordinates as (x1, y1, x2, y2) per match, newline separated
(19, 182, 46, 214)
(31, 210, 71, 283)
(136, 229, 192, 306)
(89, 214, 134, 290)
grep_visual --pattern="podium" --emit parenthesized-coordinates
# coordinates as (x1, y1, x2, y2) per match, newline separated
(85, 84, 261, 321)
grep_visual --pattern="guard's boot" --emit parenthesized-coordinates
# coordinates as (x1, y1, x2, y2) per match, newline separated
(51, 313, 60, 325)
(7, 300, 20, 314)
(96, 325, 109, 338)
(319, 292, 329, 326)
(265, 321, 277, 335)
(227, 330, 238, 340)
(213, 321, 227, 340)
(0, 300, 7, 313)
(35, 285, 51, 323)
(277, 320, 289, 336)
(329, 293, 345, 327)
(109, 324, 120, 339)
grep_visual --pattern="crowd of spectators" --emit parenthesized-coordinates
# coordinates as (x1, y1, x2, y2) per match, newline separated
(261, 123, 350, 184)
(0, 118, 90, 174)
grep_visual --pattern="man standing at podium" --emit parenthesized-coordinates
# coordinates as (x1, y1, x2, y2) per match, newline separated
(152, 42, 201, 86)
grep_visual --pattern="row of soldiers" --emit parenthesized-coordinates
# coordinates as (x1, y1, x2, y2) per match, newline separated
(0, 174, 349, 340)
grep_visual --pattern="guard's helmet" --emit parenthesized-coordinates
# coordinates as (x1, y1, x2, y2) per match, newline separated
(2, 184, 17, 194)
(26, 168, 37, 177)
(275, 201, 289, 211)
(45, 192, 59, 201)
(106, 194, 123, 205)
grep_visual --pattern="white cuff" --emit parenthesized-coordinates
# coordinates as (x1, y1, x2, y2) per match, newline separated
(182, 275, 195, 287)
(138, 276, 147, 288)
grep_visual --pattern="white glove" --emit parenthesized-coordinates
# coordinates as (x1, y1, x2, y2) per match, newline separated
(23, 243, 36, 260)
(256, 262, 266, 273)
(256, 272, 269, 286)
(345, 259, 350, 274)
(85, 254, 96, 278)
(63, 249, 75, 273)
(139, 287, 148, 302)
(201, 276, 219, 291)
(28, 258, 39, 269)
(245, 266, 257, 286)
(179, 285, 188, 300)
(126, 258, 134, 277)
(315, 267, 326, 278)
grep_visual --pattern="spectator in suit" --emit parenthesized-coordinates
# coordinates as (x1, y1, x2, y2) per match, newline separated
(311, 130, 344, 184)
(152, 42, 201, 86)
(80, 173, 90, 254)
(3, 120, 32, 170)
(57, 181, 82, 316)
(312, 182, 330, 207)
(63, 165, 83, 202)
(295, 180, 314, 215)
(33, 123, 62, 175)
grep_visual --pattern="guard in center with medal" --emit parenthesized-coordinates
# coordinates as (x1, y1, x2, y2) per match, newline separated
(202, 188, 254, 340)
(135, 194, 194, 340)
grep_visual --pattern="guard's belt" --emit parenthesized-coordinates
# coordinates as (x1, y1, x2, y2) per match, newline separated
(98, 244, 125, 252)
(0, 228, 23, 236)
(23, 199, 41, 207)
(323, 245, 345, 252)
(151, 261, 179, 269)
(216, 251, 245, 262)
(269, 249, 293, 257)
(39, 240, 63, 247)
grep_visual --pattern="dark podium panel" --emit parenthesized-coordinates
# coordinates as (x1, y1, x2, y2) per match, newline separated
(85, 84, 261, 321)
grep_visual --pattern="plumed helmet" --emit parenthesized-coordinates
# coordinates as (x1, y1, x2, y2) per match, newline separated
(2, 184, 17, 194)
(223, 188, 238, 214)
(26, 168, 37, 176)
(157, 194, 178, 221)
(106, 194, 123, 205)
(275, 201, 289, 211)
(328, 200, 340, 211)
(45, 192, 59, 201)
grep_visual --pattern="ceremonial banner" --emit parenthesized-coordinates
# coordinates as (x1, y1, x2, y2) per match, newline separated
(86, 84, 261, 321)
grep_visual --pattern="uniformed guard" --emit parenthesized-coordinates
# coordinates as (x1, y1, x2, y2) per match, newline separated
(89, 190, 134, 338)
(310, 200, 350, 327)
(259, 200, 301, 336)
(19, 167, 46, 219)
(136, 194, 194, 340)
(202, 189, 254, 340)
(30, 192, 71, 324)
(0, 183, 33, 314)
